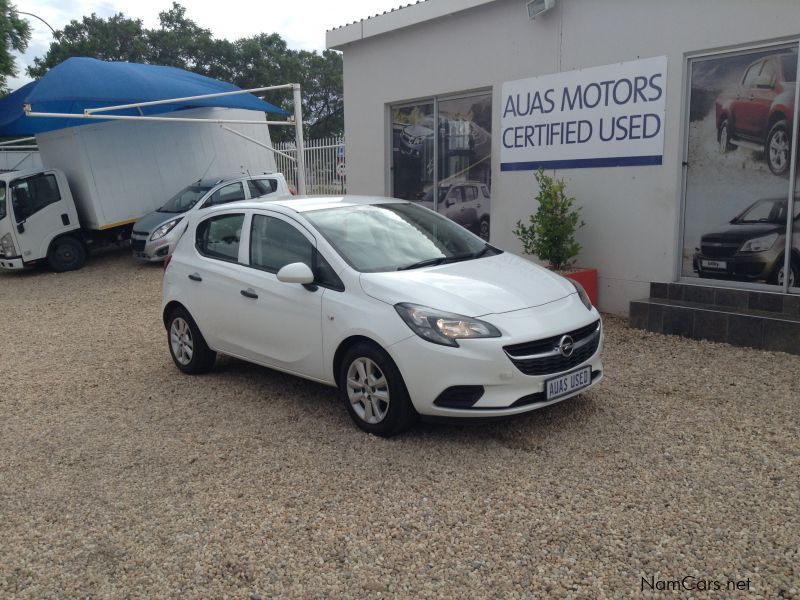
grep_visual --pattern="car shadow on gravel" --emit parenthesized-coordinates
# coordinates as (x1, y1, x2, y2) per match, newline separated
(209, 355, 603, 449)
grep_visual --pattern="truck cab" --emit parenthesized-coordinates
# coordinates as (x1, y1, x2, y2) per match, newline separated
(0, 168, 82, 271)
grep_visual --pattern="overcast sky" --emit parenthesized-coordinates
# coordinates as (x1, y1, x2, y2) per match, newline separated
(10, 0, 407, 89)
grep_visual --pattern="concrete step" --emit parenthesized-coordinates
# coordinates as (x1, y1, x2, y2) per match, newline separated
(629, 283, 800, 355)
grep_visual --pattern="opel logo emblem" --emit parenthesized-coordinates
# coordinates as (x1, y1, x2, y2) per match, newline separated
(558, 335, 575, 358)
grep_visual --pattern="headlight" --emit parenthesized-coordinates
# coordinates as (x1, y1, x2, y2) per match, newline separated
(394, 303, 501, 347)
(1, 233, 16, 257)
(150, 218, 183, 241)
(739, 233, 778, 253)
(568, 278, 592, 310)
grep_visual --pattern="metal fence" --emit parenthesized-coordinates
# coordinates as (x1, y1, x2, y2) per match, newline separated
(274, 137, 346, 195)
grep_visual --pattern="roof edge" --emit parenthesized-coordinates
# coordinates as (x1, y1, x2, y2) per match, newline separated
(326, 0, 499, 49)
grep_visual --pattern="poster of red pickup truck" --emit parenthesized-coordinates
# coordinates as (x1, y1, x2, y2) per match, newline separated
(683, 45, 799, 287)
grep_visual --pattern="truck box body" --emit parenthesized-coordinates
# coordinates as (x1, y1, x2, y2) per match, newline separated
(35, 107, 277, 231)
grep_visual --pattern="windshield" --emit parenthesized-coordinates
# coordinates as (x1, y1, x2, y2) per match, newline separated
(0, 183, 5, 220)
(304, 202, 498, 272)
(735, 198, 786, 224)
(158, 184, 212, 213)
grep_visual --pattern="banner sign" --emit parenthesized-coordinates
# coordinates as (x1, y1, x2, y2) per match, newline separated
(500, 56, 667, 171)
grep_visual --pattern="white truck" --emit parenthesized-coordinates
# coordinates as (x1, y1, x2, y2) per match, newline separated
(0, 107, 278, 272)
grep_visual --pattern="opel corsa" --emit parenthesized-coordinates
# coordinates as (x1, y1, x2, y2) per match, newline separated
(162, 196, 603, 436)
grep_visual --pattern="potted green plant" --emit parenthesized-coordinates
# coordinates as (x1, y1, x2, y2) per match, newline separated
(513, 169, 598, 306)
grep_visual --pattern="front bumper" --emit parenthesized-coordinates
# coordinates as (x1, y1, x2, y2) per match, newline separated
(131, 232, 172, 262)
(0, 256, 25, 270)
(693, 250, 779, 281)
(387, 296, 604, 418)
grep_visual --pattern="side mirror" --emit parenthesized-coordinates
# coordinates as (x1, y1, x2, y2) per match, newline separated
(277, 262, 314, 285)
(446, 199, 454, 208)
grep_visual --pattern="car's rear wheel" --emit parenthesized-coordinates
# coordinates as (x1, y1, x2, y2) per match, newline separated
(718, 119, 732, 153)
(167, 307, 216, 374)
(339, 342, 416, 437)
(766, 119, 790, 175)
(479, 218, 490, 241)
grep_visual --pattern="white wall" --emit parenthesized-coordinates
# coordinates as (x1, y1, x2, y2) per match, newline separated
(335, 0, 800, 314)
(37, 107, 276, 230)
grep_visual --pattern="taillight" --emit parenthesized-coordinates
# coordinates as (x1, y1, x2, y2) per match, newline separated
(163, 254, 172, 270)
(288, 186, 297, 195)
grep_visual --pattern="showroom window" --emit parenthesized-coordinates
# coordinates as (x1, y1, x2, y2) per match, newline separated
(682, 42, 799, 293)
(391, 90, 492, 241)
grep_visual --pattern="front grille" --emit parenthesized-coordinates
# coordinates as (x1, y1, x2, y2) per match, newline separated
(700, 243, 739, 259)
(131, 239, 146, 252)
(504, 320, 601, 377)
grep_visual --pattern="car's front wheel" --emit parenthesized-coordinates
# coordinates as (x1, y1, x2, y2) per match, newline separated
(771, 259, 799, 288)
(766, 119, 791, 175)
(47, 236, 86, 272)
(339, 342, 416, 437)
(166, 307, 216, 374)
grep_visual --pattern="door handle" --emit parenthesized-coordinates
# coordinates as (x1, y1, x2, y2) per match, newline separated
(240, 288, 258, 299)
(188, 273, 202, 282)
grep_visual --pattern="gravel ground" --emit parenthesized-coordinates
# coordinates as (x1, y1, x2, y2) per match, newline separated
(0, 248, 798, 599)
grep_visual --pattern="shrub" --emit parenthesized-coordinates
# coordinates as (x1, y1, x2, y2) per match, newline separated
(513, 169, 585, 271)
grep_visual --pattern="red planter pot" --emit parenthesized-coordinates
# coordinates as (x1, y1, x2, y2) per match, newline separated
(562, 267, 599, 308)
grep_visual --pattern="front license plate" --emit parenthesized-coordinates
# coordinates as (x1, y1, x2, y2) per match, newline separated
(701, 259, 727, 270)
(546, 366, 592, 401)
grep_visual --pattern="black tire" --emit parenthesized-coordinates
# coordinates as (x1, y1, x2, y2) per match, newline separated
(339, 342, 416, 437)
(479, 218, 490, 241)
(769, 258, 799, 288)
(47, 236, 86, 272)
(718, 118, 733, 153)
(166, 306, 216, 374)
(766, 119, 791, 176)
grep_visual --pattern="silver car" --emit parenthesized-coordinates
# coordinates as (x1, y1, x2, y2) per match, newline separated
(131, 172, 291, 261)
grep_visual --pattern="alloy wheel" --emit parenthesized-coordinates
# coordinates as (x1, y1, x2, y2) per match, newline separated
(777, 264, 796, 288)
(769, 129, 789, 173)
(170, 317, 194, 366)
(346, 357, 390, 424)
(719, 124, 728, 153)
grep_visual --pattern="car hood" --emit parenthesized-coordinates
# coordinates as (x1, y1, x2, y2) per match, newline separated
(133, 210, 183, 233)
(701, 222, 783, 243)
(359, 253, 576, 317)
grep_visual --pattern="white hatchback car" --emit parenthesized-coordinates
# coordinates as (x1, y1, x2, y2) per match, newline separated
(162, 196, 603, 436)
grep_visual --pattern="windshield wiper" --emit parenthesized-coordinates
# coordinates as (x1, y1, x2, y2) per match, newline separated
(397, 257, 448, 270)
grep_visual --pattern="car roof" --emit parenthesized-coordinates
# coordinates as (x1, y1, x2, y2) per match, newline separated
(195, 172, 277, 187)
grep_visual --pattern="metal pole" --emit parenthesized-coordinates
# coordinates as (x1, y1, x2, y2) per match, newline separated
(221, 126, 297, 162)
(293, 84, 307, 196)
(783, 47, 800, 293)
(85, 84, 295, 114)
(0, 136, 36, 146)
(25, 109, 294, 126)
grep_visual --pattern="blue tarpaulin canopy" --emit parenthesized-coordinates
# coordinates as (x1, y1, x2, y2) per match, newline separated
(0, 57, 288, 136)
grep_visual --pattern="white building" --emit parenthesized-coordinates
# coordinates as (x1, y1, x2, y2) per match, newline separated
(327, 0, 800, 335)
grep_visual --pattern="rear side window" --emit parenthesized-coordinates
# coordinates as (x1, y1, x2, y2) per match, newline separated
(196, 213, 244, 262)
(10, 173, 61, 223)
(204, 182, 245, 208)
(250, 214, 343, 290)
(248, 179, 278, 197)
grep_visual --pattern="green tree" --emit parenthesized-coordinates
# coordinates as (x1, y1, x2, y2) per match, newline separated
(0, 0, 31, 92)
(27, 13, 147, 78)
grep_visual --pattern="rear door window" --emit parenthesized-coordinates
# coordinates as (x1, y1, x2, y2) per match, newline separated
(196, 213, 244, 262)
(10, 173, 61, 223)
